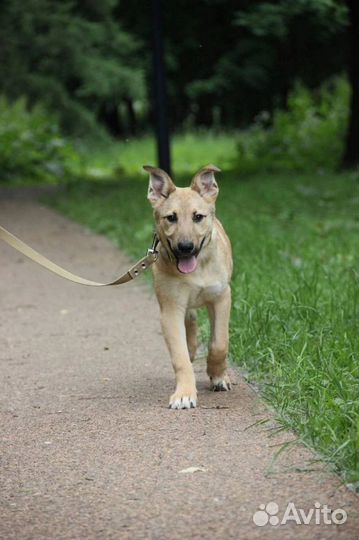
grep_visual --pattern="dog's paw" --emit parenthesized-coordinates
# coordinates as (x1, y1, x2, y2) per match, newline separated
(169, 388, 197, 409)
(210, 375, 232, 392)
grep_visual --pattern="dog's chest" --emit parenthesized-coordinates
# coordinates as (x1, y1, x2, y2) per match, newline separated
(188, 278, 227, 307)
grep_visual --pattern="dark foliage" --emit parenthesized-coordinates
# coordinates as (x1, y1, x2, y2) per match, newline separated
(0, 0, 355, 168)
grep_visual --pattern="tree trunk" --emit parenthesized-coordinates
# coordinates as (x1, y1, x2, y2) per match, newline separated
(98, 102, 123, 137)
(196, 95, 214, 127)
(342, 0, 358, 169)
(124, 97, 137, 135)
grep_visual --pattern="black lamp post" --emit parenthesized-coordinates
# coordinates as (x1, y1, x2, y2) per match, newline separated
(151, 0, 171, 175)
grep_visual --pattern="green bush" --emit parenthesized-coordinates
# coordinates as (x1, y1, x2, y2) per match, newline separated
(236, 77, 350, 173)
(0, 96, 77, 183)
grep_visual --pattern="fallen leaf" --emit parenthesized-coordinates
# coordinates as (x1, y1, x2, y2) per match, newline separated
(179, 466, 207, 474)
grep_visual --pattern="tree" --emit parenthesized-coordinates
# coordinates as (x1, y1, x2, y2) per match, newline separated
(118, 0, 350, 130)
(0, 0, 146, 135)
(342, 0, 358, 168)
(0, 0, 353, 136)
(234, 0, 349, 115)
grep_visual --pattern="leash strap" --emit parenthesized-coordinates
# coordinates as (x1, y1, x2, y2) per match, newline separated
(0, 225, 158, 287)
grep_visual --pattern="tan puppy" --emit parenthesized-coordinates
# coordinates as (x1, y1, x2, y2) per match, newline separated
(144, 164, 233, 409)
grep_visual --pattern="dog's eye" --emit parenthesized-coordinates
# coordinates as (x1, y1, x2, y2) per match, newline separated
(193, 213, 205, 223)
(166, 213, 177, 223)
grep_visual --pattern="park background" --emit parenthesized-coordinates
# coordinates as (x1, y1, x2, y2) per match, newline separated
(0, 0, 358, 488)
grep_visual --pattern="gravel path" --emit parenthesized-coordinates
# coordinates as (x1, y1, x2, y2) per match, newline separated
(0, 195, 358, 540)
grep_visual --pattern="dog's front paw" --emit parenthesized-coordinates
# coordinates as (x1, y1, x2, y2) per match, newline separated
(210, 375, 232, 392)
(169, 387, 197, 409)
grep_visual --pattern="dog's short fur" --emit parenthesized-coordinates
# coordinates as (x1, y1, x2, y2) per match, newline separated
(144, 164, 232, 409)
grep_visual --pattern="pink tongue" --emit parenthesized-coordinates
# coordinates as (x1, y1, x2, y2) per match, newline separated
(177, 256, 197, 274)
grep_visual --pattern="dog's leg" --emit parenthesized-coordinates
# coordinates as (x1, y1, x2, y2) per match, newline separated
(161, 306, 197, 409)
(206, 286, 232, 391)
(185, 309, 197, 362)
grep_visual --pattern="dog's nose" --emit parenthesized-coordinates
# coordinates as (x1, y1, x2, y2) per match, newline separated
(177, 241, 194, 254)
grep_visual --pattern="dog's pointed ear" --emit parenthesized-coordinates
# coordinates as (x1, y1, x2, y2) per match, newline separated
(144, 165, 176, 206)
(191, 164, 221, 202)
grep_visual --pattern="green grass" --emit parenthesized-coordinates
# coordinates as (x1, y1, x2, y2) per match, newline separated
(71, 130, 238, 178)
(47, 138, 358, 485)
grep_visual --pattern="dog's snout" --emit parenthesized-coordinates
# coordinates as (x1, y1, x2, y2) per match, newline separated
(177, 241, 194, 254)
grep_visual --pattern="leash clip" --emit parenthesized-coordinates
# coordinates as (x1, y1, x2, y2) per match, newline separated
(147, 233, 159, 261)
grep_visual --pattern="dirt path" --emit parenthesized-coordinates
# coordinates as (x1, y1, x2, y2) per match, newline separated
(0, 195, 358, 540)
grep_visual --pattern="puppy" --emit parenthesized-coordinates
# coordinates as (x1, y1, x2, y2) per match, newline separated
(144, 164, 233, 409)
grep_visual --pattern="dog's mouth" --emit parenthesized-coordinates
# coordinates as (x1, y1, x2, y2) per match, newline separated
(169, 236, 207, 274)
(167, 240, 199, 274)
(176, 255, 198, 274)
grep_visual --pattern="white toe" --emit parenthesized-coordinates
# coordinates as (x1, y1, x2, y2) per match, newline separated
(211, 377, 231, 391)
(181, 396, 191, 408)
(169, 396, 197, 409)
(170, 398, 181, 409)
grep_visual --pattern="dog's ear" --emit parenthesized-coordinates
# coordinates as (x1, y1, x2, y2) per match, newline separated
(191, 164, 221, 202)
(144, 165, 176, 206)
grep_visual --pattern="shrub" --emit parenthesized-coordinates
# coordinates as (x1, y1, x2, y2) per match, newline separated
(0, 96, 77, 183)
(236, 76, 350, 173)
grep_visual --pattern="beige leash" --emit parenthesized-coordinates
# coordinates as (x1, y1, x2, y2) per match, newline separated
(0, 224, 159, 287)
